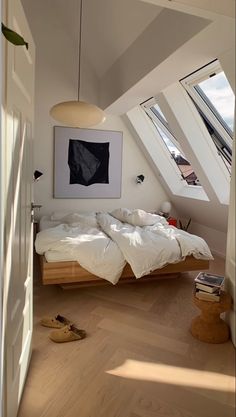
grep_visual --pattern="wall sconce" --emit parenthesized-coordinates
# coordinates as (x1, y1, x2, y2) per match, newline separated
(136, 174, 145, 184)
(33, 170, 43, 182)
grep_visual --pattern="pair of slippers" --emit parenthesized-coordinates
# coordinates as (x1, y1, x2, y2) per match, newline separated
(40, 314, 86, 343)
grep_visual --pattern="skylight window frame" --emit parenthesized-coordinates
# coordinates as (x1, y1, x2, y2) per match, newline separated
(127, 105, 209, 202)
(144, 106, 183, 155)
(195, 103, 232, 173)
(181, 60, 234, 152)
(143, 106, 185, 183)
(159, 82, 230, 205)
(143, 101, 202, 188)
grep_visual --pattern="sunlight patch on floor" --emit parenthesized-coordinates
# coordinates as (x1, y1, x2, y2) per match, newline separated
(107, 359, 235, 392)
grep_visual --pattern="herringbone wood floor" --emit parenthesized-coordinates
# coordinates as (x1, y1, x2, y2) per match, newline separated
(18, 256, 235, 417)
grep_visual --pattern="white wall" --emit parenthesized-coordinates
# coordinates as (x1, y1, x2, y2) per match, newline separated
(22, 0, 234, 260)
(190, 222, 227, 258)
(21, 0, 169, 218)
(34, 114, 168, 217)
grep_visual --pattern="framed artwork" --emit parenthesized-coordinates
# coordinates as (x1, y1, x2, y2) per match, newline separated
(54, 126, 123, 198)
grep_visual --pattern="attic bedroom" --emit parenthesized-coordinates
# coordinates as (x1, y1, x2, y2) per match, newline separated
(0, 0, 235, 417)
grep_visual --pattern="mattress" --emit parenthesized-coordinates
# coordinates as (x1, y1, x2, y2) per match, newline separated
(44, 250, 77, 262)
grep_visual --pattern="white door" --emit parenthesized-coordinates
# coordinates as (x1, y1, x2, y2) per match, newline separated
(2, 0, 35, 415)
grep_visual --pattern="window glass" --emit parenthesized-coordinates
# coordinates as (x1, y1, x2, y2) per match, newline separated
(196, 71, 234, 135)
(151, 119, 200, 186)
(152, 103, 167, 123)
(197, 107, 231, 174)
(150, 105, 180, 150)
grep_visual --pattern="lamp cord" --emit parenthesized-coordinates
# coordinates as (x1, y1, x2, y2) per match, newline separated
(78, 0, 83, 100)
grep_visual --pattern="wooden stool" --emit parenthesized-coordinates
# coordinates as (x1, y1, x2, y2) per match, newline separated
(190, 291, 232, 343)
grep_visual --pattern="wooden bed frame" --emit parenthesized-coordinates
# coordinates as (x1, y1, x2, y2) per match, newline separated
(39, 255, 210, 288)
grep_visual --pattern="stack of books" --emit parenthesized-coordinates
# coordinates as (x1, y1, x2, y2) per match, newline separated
(194, 272, 225, 302)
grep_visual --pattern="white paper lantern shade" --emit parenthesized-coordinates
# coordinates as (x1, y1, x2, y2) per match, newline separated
(160, 201, 172, 216)
(50, 101, 105, 128)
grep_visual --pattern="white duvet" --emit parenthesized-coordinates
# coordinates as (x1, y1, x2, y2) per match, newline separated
(35, 209, 213, 284)
(35, 223, 126, 285)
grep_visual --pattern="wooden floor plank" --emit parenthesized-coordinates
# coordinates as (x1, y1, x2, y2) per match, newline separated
(18, 256, 235, 417)
(97, 318, 189, 355)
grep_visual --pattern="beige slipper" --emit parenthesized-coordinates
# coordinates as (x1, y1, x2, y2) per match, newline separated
(40, 314, 72, 329)
(49, 325, 86, 343)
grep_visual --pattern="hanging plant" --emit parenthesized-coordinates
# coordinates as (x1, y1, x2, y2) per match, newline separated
(2, 23, 28, 49)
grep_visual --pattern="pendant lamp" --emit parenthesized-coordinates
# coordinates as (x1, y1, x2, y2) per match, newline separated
(50, 0, 105, 128)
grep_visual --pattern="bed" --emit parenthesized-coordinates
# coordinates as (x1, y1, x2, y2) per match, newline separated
(35, 209, 212, 288)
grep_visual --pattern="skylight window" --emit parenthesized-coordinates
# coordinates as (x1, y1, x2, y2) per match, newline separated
(127, 105, 209, 202)
(181, 60, 235, 172)
(195, 72, 234, 136)
(145, 103, 201, 186)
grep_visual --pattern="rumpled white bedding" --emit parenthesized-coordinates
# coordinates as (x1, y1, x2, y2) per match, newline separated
(35, 210, 213, 284)
(35, 223, 126, 285)
(97, 213, 213, 279)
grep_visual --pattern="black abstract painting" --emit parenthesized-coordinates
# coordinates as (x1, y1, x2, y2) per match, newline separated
(68, 139, 110, 186)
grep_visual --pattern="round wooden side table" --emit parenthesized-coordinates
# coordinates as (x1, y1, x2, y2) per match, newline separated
(190, 291, 232, 343)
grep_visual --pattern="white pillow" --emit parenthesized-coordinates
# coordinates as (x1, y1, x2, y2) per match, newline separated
(65, 213, 97, 228)
(50, 211, 97, 227)
(111, 208, 167, 226)
(51, 211, 72, 220)
(126, 209, 167, 226)
(110, 208, 131, 223)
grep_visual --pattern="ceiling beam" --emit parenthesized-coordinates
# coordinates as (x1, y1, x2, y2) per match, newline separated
(99, 8, 210, 111)
(137, 0, 235, 20)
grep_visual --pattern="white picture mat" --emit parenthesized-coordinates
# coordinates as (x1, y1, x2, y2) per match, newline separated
(54, 126, 123, 198)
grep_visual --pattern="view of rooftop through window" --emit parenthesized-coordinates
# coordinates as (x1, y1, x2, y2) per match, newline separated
(147, 105, 201, 186)
(195, 70, 235, 136)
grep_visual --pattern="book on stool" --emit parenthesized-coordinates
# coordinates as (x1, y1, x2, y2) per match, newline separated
(194, 272, 225, 302)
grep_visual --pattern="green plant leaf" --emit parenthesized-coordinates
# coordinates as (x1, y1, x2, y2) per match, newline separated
(2, 23, 28, 49)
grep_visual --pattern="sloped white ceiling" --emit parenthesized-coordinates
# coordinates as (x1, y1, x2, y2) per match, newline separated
(22, 0, 162, 79)
(83, 0, 163, 77)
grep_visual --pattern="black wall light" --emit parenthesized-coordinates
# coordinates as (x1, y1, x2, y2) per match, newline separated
(136, 174, 145, 184)
(33, 170, 43, 181)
